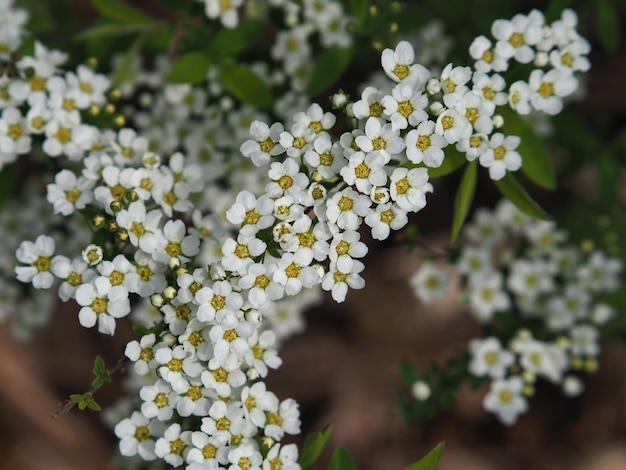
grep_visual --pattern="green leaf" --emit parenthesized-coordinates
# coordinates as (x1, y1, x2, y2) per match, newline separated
(328, 447, 357, 470)
(220, 63, 273, 109)
(90, 0, 155, 25)
(307, 46, 354, 96)
(597, 0, 621, 52)
(132, 324, 150, 336)
(69, 394, 85, 403)
(500, 108, 555, 190)
(94, 355, 106, 374)
(76, 22, 150, 41)
(494, 174, 551, 220)
(78, 401, 87, 410)
(405, 442, 445, 470)
(91, 376, 104, 388)
(209, 19, 264, 59)
(167, 51, 211, 84)
(451, 161, 477, 242)
(111, 32, 150, 89)
(300, 426, 332, 469)
(85, 398, 102, 412)
(597, 151, 619, 206)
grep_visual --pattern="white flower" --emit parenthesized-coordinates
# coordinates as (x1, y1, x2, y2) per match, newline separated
(265, 158, 310, 198)
(440, 63, 472, 107)
(15, 235, 58, 289)
(195, 279, 243, 323)
(227, 190, 275, 235)
(478, 132, 522, 180)
(46, 169, 94, 216)
(221, 233, 267, 275)
(140, 379, 179, 421)
(0, 107, 31, 158)
(116, 202, 162, 251)
(304, 134, 345, 179)
(263, 443, 300, 470)
(577, 251, 623, 292)
(240, 121, 285, 167)
(569, 325, 600, 357)
(124, 333, 158, 375)
(293, 102, 336, 135)
(492, 10, 544, 63)
(355, 117, 405, 162)
(352, 86, 388, 120)
(364, 202, 408, 241)
(469, 337, 515, 379)
(381, 40, 431, 87)
(340, 150, 387, 194)
(529, 68, 578, 115)
(483, 376, 528, 425)
(325, 188, 371, 231)
(75, 277, 131, 335)
(435, 108, 472, 144)
(389, 167, 433, 213)
(204, 0, 243, 28)
(321, 257, 365, 303)
(380, 82, 428, 130)
(272, 252, 320, 296)
(405, 120, 447, 167)
(114, 411, 158, 461)
(154, 423, 192, 468)
(508, 80, 533, 115)
(411, 381, 431, 401)
(410, 262, 451, 303)
(467, 269, 511, 321)
(469, 35, 508, 73)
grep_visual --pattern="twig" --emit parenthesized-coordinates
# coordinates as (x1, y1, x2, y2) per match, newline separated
(52, 359, 127, 419)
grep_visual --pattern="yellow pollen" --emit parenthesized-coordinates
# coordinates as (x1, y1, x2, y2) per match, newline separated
(86, 250, 100, 264)
(395, 178, 410, 195)
(416, 135, 430, 150)
(8, 123, 23, 140)
(140, 347, 153, 361)
(287, 38, 299, 51)
(91, 297, 108, 314)
(441, 115, 454, 130)
(66, 188, 82, 203)
(319, 152, 334, 166)
(252, 344, 264, 359)
(485, 352, 497, 365)
(509, 32, 524, 48)
(278, 175, 293, 190)
(260, 138, 275, 153)
(121, 147, 134, 159)
(134, 425, 151, 442)
(245, 396, 256, 410)
(393, 64, 410, 80)
(337, 196, 354, 212)
(267, 412, 283, 426)
(165, 241, 182, 257)
(168, 358, 183, 371)
(298, 232, 315, 248)
(538, 82, 554, 98)
(176, 304, 191, 320)
(68, 272, 82, 286)
(254, 274, 270, 289)
(333, 271, 347, 283)
(493, 145, 506, 160)
(110, 184, 126, 200)
(169, 438, 186, 455)
(481, 49, 494, 63)
(482, 87, 495, 100)
(223, 329, 237, 342)
(444, 78, 456, 94)
(56, 127, 72, 144)
(292, 136, 306, 149)
(244, 210, 260, 225)
(62, 98, 75, 111)
(426, 276, 440, 288)
(163, 191, 177, 206)
(380, 209, 395, 224)
(398, 100, 413, 117)
(35, 256, 51, 272)
(202, 444, 217, 459)
(355, 162, 370, 179)
(109, 270, 124, 286)
(481, 289, 492, 300)
(187, 385, 202, 400)
(561, 53, 574, 67)
(530, 353, 541, 366)
(29, 76, 46, 91)
(213, 367, 228, 383)
(155, 393, 169, 408)
(369, 102, 384, 117)
(31, 116, 45, 130)
(469, 136, 482, 148)
(137, 265, 152, 281)
(511, 92, 521, 104)
(285, 262, 301, 278)
(238, 457, 251, 470)
(188, 331, 204, 347)
(499, 390, 513, 404)
(312, 187, 324, 200)
(372, 136, 386, 150)
(80, 82, 93, 94)
(234, 243, 249, 259)
(465, 108, 478, 122)
(310, 121, 323, 133)
(211, 294, 226, 310)
(130, 222, 145, 238)
(335, 240, 350, 256)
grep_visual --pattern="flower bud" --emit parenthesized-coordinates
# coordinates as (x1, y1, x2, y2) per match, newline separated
(426, 78, 442, 95)
(411, 381, 431, 401)
(168, 256, 182, 270)
(534, 52, 549, 67)
(492, 114, 504, 128)
(150, 293, 164, 308)
(429, 101, 444, 116)
(163, 286, 177, 301)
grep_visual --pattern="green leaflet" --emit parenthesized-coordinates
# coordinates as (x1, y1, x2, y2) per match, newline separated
(300, 426, 332, 470)
(451, 160, 477, 241)
(405, 442, 445, 470)
(221, 63, 273, 110)
(328, 447, 357, 470)
(500, 108, 555, 190)
(494, 173, 551, 220)
(90, 0, 155, 25)
(307, 46, 354, 96)
(167, 51, 211, 84)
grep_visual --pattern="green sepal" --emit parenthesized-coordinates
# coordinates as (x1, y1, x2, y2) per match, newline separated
(300, 425, 332, 470)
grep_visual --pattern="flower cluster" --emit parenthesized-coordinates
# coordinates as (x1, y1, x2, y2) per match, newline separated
(0, 0, 600, 467)
(411, 200, 623, 425)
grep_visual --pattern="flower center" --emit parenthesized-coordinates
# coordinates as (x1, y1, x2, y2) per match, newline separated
(380, 209, 395, 224)
(91, 297, 108, 314)
(285, 262, 301, 278)
(509, 32, 524, 48)
(319, 152, 334, 166)
(395, 178, 410, 195)
(260, 138, 275, 153)
(169, 438, 186, 455)
(416, 135, 431, 150)
(278, 175, 293, 190)
(355, 162, 370, 179)
(36, 256, 51, 272)
(337, 196, 354, 212)
(538, 82, 554, 98)
(441, 116, 454, 130)
(393, 64, 410, 80)
(493, 145, 506, 160)
(134, 425, 151, 442)
(211, 294, 226, 310)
